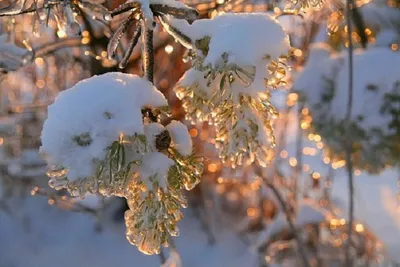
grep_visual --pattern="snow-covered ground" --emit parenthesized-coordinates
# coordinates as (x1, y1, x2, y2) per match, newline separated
(332, 169, 400, 262)
(0, 168, 399, 267)
(0, 195, 255, 267)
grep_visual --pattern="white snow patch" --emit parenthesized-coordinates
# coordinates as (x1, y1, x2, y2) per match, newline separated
(168, 13, 290, 67)
(41, 72, 167, 181)
(166, 120, 192, 156)
(144, 123, 167, 152)
(139, 152, 174, 191)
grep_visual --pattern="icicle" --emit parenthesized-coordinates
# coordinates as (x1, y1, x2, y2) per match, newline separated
(119, 24, 142, 69)
(158, 15, 193, 49)
(141, 20, 155, 82)
(151, 5, 198, 22)
(64, 2, 81, 36)
(108, 16, 136, 60)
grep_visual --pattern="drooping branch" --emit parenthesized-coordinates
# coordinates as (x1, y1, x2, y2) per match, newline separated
(107, 16, 137, 59)
(150, 4, 198, 21)
(261, 177, 311, 267)
(34, 37, 85, 57)
(157, 15, 193, 49)
(344, 0, 355, 266)
(119, 24, 142, 69)
(0, 1, 37, 17)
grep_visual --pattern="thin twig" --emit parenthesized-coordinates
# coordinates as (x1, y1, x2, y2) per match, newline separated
(293, 103, 304, 208)
(141, 20, 155, 83)
(262, 178, 311, 267)
(344, 0, 355, 266)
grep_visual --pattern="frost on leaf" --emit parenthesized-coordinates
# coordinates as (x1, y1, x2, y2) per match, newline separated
(172, 13, 292, 168)
(40, 72, 203, 254)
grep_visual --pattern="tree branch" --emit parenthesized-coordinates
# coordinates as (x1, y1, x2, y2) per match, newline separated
(261, 178, 311, 267)
(344, 0, 355, 266)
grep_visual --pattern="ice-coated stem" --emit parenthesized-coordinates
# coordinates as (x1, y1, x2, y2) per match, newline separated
(119, 23, 142, 69)
(158, 15, 193, 49)
(108, 16, 136, 60)
(141, 20, 155, 83)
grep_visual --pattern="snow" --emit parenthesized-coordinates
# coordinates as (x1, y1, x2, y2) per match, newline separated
(295, 200, 332, 226)
(168, 13, 290, 67)
(294, 46, 400, 171)
(139, 152, 175, 191)
(333, 48, 400, 131)
(0, 196, 256, 267)
(166, 120, 192, 156)
(128, 0, 195, 28)
(173, 13, 291, 167)
(0, 34, 29, 72)
(256, 200, 332, 248)
(162, 250, 182, 267)
(144, 123, 168, 152)
(293, 43, 341, 108)
(40, 72, 167, 181)
(0, 35, 27, 57)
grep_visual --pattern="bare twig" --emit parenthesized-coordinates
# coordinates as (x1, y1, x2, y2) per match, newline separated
(293, 103, 304, 208)
(34, 37, 85, 57)
(344, 0, 355, 266)
(261, 178, 311, 267)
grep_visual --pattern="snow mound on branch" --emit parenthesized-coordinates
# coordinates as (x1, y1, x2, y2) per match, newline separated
(139, 152, 174, 191)
(296, 200, 332, 226)
(40, 72, 167, 181)
(256, 200, 331, 248)
(293, 43, 341, 107)
(0, 34, 29, 72)
(129, 0, 195, 27)
(169, 13, 290, 66)
(144, 123, 167, 152)
(333, 48, 400, 132)
(166, 120, 192, 156)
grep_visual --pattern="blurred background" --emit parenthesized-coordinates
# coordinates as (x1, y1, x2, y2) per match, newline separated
(1, 0, 400, 266)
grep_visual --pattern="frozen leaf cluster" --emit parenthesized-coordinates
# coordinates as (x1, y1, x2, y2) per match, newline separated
(41, 72, 203, 254)
(170, 13, 291, 168)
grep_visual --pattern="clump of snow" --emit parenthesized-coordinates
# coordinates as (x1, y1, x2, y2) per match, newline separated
(294, 46, 400, 172)
(139, 152, 174, 191)
(334, 48, 400, 131)
(173, 13, 291, 168)
(168, 13, 290, 67)
(296, 46, 400, 135)
(41, 72, 167, 181)
(296, 200, 332, 226)
(0, 34, 29, 72)
(128, 0, 196, 28)
(166, 120, 192, 156)
(144, 123, 167, 152)
(256, 200, 332, 248)
(293, 43, 341, 107)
